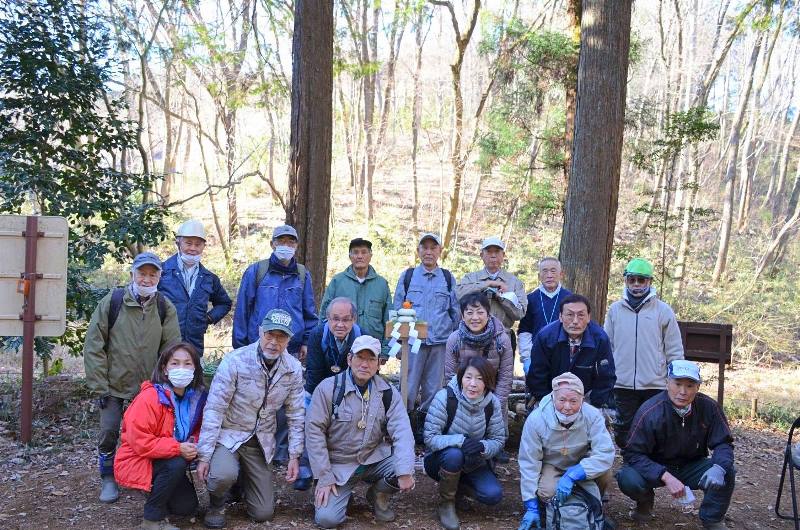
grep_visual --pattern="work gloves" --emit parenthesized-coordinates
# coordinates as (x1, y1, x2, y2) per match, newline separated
(556, 464, 587, 503)
(698, 464, 727, 490)
(461, 437, 484, 457)
(517, 499, 542, 530)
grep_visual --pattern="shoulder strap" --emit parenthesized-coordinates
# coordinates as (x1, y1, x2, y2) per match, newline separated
(382, 387, 393, 414)
(156, 292, 166, 325)
(443, 386, 458, 435)
(442, 268, 453, 291)
(402, 267, 414, 301)
(331, 371, 347, 419)
(255, 259, 270, 287)
(484, 399, 494, 437)
(108, 288, 125, 330)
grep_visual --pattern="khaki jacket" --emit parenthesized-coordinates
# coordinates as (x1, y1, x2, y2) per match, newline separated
(197, 343, 305, 463)
(305, 370, 415, 488)
(83, 287, 182, 400)
(456, 269, 527, 329)
(604, 290, 684, 390)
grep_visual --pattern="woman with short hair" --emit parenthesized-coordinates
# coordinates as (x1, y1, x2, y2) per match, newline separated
(114, 342, 208, 530)
(424, 356, 506, 530)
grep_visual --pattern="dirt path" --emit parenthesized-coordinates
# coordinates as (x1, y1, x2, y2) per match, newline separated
(0, 414, 796, 530)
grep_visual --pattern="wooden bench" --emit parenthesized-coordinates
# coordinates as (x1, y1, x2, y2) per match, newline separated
(678, 321, 733, 407)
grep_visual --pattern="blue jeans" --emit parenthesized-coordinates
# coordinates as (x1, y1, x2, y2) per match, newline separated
(616, 458, 736, 524)
(424, 447, 502, 505)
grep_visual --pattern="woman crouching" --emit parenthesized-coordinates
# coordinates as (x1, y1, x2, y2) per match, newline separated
(114, 342, 208, 529)
(424, 356, 506, 530)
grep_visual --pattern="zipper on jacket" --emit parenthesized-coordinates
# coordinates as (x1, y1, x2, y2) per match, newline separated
(633, 312, 639, 390)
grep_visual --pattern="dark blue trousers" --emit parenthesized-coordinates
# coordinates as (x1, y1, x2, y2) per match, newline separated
(424, 447, 503, 505)
(144, 457, 198, 521)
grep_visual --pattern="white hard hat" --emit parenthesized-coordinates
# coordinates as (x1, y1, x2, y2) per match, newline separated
(176, 219, 206, 240)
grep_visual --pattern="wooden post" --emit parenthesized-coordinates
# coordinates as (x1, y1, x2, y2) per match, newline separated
(386, 321, 428, 408)
(20, 216, 40, 444)
(750, 397, 758, 420)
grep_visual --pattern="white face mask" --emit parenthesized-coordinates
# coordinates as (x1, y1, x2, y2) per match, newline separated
(168, 367, 195, 389)
(180, 252, 201, 266)
(273, 245, 296, 261)
(555, 409, 581, 424)
(133, 282, 158, 298)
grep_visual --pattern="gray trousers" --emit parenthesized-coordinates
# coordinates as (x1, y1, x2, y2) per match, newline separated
(404, 343, 446, 412)
(206, 440, 275, 522)
(98, 397, 125, 476)
(314, 456, 396, 529)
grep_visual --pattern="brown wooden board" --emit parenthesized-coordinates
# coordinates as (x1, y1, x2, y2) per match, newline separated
(678, 321, 733, 407)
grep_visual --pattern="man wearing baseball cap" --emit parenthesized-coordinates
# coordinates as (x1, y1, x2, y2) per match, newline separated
(232, 224, 319, 359)
(306, 335, 415, 528)
(84, 251, 182, 503)
(197, 309, 306, 528)
(616, 360, 735, 529)
(319, 237, 393, 353)
(456, 236, 527, 350)
(604, 257, 684, 447)
(158, 219, 231, 354)
(393, 232, 460, 441)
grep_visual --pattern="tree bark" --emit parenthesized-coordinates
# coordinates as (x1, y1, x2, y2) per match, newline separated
(287, 0, 333, 304)
(562, 0, 581, 188)
(410, 7, 429, 230)
(559, 0, 633, 325)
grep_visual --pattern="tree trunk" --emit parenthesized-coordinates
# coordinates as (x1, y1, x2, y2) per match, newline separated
(712, 32, 763, 284)
(559, 0, 633, 325)
(755, 157, 800, 278)
(769, 104, 800, 225)
(410, 7, 428, 230)
(672, 144, 701, 298)
(562, 0, 581, 188)
(287, 0, 333, 304)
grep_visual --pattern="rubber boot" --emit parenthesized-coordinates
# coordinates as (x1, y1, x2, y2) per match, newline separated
(437, 469, 461, 530)
(630, 491, 654, 523)
(702, 522, 728, 530)
(139, 519, 179, 530)
(204, 495, 227, 529)
(99, 475, 119, 503)
(367, 477, 399, 522)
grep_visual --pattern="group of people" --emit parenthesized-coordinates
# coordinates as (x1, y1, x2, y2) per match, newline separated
(83, 220, 736, 530)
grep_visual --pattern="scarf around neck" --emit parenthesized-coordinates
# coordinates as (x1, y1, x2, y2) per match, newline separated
(458, 318, 503, 357)
(269, 253, 298, 275)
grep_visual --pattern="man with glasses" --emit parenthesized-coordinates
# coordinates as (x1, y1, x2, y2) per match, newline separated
(604, 258, 684, 448)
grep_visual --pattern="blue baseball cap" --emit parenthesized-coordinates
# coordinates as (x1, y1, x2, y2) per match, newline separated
(272, 224, 298, 241)
(668, 360, 701, 383)
(260, 309, 293, 336)
(132, 252, 163, 271)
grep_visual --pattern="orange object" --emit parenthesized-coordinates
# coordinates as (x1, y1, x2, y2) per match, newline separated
(402, 301, 412, 309)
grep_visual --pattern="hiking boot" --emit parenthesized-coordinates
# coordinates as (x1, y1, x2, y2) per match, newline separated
(139, 519, 179, 530)
(367, 478, 398, 522)
(493, 450, 510, 464)
(702, 521, 729, 530)
(99, 475, 119, 503)
(204, 497, 226, 529)
(629, 495, 653, 523)
(437, 469, 461, 530)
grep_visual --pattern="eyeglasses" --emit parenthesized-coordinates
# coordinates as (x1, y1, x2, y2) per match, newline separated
(330, 316, 354, 324)
(625, 276, 650, 284)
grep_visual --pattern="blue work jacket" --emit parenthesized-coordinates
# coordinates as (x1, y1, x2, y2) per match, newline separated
(231, 258, 319, 352)
(158, 254, 232, 354)
(393, 265, 459, 345)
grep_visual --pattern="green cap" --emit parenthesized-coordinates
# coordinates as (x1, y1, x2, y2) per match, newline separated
(260, 309, 293, 336)
(624, 258, 654, 278)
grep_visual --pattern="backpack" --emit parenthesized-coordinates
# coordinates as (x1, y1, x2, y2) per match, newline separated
(402, 267, 453, 301)
(256, 260, 306, 293)
(108, 288, 166, 330)
(546, 483, 608, 530)
(442, 385, 494, 436)
(331, 371, 394, 421)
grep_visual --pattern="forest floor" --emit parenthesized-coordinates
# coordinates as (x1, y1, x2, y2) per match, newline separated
(0, 378, 797, 530)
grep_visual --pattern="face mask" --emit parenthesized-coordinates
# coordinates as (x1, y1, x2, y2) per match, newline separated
(626, 285, 650, 298)
(555, 409, 581, 425)
(180, 252, 201, 266)
(133, 282, 158, 298)
(273, 245, 296, 261)
(540, 284, 560, 298)
(168, 367, 195, 389)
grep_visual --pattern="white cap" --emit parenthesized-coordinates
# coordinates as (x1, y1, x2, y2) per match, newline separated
(350, 335, 381, 357)
(481, 236, 505, 250)
(176, 219, 206, 240)
(668, 360, 702, 383)
(418, 232, 442, 246)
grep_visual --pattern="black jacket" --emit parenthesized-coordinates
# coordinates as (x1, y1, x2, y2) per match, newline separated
(304, 322, 361, 395)
(623, 390, 735, 483)
(526, 320, 616, 408)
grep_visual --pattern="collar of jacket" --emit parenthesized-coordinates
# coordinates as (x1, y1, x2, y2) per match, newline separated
(556, 321, 598, 349)
(250, 344, 296, 378)
(342, 369, 390, 396)
(539, 393, 586, 431)
(417, 264, 443, 277)
(344, 265, 377, 281)
(620, 287, 657, 311)
(475, 268, 509, 281)
(446, 375, 494, 412)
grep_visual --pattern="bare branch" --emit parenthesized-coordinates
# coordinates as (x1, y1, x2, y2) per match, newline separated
(429, 0, 461, 42)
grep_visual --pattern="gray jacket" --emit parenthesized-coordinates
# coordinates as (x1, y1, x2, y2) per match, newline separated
(518, 393, 615, 502)
(197, 342, 305, 463)
(456, 268, 527, 329)
(305, 370, 415, 488)
(424, 376, 506, 461)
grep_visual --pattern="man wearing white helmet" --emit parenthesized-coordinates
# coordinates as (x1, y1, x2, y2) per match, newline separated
(158, 219, 232, 354)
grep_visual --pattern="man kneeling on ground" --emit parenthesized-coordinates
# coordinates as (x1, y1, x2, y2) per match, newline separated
(196, 309, 305, 528)
(616, 360, 735, 530)
(305, 335, 415, 528)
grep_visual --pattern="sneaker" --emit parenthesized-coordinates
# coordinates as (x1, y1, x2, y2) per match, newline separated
(99, 476, 119, 504)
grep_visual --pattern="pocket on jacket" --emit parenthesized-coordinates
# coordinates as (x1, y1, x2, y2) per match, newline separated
(367, 299, 384, 319)
(434, 290, 450, 311)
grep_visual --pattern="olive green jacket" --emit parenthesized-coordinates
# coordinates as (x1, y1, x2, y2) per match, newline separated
(83, 287, 182, 400)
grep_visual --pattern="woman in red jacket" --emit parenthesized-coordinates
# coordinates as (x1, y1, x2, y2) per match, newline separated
(114, 342, 207, 530)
